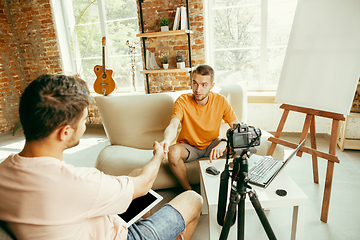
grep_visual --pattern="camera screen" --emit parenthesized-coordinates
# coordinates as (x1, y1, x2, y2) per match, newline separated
(234, 134, 248, 148)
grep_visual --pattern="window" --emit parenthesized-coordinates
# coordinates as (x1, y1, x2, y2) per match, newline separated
(53, 0, 143, 92)
(205, 0, 297, 90)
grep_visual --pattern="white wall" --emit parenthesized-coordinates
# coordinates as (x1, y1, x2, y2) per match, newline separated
(247, 103, 333, 134)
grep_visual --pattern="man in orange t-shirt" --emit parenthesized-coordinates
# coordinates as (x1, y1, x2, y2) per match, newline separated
(161, 65, 239, 190)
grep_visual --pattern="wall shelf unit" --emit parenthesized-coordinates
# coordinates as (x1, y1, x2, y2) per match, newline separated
(136, 29, 192, 38)
(138, 0, 192, 93)
(140, 68, 193, 74)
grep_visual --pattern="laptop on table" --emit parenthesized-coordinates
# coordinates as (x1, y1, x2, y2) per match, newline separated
(247, 139, 306, 188)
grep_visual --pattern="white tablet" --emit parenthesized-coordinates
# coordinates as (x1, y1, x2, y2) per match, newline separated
(118, 189, 163, 228)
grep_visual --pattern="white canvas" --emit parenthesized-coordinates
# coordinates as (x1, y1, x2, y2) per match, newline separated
(275, 0, 360, 115)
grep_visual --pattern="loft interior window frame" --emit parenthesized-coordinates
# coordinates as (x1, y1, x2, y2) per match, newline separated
(52, 0, 143, 93)
(204, 0, 297, 92)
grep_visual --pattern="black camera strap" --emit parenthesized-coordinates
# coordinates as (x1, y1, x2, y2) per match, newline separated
(217, 141, 231, 226)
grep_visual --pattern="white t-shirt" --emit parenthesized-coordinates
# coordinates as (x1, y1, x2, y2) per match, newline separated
(0, 154, 134, 240)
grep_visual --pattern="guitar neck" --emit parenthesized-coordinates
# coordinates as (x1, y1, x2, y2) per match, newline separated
(102, 46, 106, 75)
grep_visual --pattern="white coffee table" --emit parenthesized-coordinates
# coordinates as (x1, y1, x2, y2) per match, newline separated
(199, 159, 308, 240)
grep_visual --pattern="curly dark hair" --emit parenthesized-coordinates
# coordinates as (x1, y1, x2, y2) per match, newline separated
(19, 74, 93, 141)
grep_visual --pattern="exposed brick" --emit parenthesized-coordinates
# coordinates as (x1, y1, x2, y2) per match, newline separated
(194, 16, 203, 21)
(192, 44, 204, 50)
(0, 0, 62, 134)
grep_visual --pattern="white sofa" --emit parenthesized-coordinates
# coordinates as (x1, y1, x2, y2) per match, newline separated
(94, 83, 284, 190)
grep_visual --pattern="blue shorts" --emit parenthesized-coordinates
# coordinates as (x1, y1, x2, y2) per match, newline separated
(127, 203, 185, 240)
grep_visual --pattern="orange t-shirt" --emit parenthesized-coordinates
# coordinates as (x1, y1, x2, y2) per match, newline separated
(172, 92, 237, 149)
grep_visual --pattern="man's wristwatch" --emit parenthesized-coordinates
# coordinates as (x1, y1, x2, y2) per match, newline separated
(220, 138, 227, 142)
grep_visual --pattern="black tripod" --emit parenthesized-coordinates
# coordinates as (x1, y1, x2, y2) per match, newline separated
(217, 149, 277, 240)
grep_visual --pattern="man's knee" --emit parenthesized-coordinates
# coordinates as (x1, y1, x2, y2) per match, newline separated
(168, 147, 179, 163)
(185, 190, 203, 209)
(178, 190, 203, 212)
(168, 145, 188, 163)
(169, 190, 203, 220)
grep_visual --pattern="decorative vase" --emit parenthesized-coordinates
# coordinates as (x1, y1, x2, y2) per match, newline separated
(163, 63, 169, 69)
(161, 26, 169, 31)
(177, 62, 185, 69)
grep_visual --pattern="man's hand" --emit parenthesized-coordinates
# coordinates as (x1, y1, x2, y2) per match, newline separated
(154, 141, 167, 163)
(159, 140, 170, 155)
(209, 141, 227, 163)
(161, 118, 180, 155)
(131, 141, 166, 199)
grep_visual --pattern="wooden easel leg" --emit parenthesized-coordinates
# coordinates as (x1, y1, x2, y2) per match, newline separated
(321, 119, 340, 223)
(296, 114, 312, 157)
(310, 115, 319, 184)
(268, 109, 289, 156)
(321, 161, 334, 223)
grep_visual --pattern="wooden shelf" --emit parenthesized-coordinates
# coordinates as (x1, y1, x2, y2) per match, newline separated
(140, 67, 192, 74)
(136, 29, 192, 38)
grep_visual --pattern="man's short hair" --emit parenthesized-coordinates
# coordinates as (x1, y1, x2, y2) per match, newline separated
(19, 74, 93, 141)
(192, 65, 215, 83)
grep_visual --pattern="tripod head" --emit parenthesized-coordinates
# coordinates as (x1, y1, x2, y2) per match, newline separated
(231, 149, 250, 188)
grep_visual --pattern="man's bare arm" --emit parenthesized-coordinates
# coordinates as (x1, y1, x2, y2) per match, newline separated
(129, 141, 166, 199)
(160, 118, 180, 153)
(208, 119, 240, 162)
(228, 120, 239, 128)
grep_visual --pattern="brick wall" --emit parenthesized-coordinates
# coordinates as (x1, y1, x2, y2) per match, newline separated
(0, 0, 206, 134)
(0, 0, 62, 134)
(137, 0, 205, 93)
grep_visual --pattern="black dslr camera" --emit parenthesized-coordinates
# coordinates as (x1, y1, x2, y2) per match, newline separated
(226, 123, 261, 154)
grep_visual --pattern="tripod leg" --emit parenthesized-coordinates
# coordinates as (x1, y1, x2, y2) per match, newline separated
(238, 198, 245, 240)
(219, 191, 240, 240)
(249, 190, 277, 240)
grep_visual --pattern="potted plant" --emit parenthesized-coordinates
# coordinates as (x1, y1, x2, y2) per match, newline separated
(175, 52, 186, 69)
(159, 17, 170, 31)
(159, 53, 169, 69)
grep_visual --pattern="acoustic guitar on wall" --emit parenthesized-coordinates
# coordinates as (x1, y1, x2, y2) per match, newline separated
(94, 37, 116, 95)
